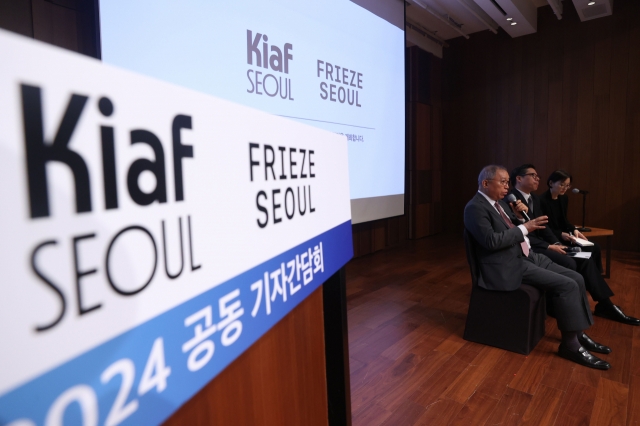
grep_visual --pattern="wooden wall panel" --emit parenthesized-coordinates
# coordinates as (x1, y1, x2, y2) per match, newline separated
(442, 0, 640, 251)
(624, 27, 640, 245)
(32, 0, 78, 52)
(407, 46, 443, 240)
(414, 103, 431, 170)
(0, 0, 100, 58)
(165, 288, 328, 426)
(0, 0, 33, 37)
(431, 106, 442, 174)
(352, 46, 443, 258)
(351, 214, 410, 258)
(591, 33, 612, 230)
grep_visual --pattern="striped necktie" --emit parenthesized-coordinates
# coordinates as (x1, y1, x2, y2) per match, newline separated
(495, 201, 529, 257)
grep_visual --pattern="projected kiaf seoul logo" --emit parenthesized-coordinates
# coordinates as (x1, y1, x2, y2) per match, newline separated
(246, 29, 293, 100)
(21, 84, 202, 333)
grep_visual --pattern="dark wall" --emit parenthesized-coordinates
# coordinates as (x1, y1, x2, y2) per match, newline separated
(0, 0, 100, 58)
(407, 46, 443, 240)
(351, 46, 443, 258)
(442, 0, 640, 251)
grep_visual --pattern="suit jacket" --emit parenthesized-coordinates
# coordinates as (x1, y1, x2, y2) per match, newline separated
(539, 190, 576, 241)
(507, 189, 560, 249)
(464, 192, 526, 291)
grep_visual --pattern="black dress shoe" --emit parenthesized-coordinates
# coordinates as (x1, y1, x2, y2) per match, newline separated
(558, 345, 611, 370)
(594, 304, 640, 326)
(578, 332, 611, 354)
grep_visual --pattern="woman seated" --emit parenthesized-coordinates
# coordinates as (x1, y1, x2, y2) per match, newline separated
(539, 170, 639, 326)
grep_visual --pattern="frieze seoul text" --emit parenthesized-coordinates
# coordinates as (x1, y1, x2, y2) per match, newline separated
(317, 60, 363, 107)
(249, 142, 316, 228)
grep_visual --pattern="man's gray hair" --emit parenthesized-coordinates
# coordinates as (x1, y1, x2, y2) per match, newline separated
(478, 165, 507, 188)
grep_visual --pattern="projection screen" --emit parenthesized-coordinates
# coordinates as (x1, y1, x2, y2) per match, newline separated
(100, 0, 405, 223)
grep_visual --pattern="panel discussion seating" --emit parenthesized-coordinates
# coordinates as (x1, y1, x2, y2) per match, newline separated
(462, 230, 546, 355)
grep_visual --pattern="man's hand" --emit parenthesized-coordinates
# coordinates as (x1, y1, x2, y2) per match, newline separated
(509, 199, 529, 219)
(523, 216, 548, 233)
(561, 232, 576, 243)
(547, 244, 567, 255)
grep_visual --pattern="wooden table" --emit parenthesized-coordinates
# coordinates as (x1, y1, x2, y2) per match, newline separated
(581, 227, 613, 278)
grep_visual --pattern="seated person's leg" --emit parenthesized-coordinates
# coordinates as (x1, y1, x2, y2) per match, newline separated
(574, 256, 640, 325)
(580, 241, 603, 273)
(534, 248, 577, 270)
(521, 255, 610, 369)
(522, 254, 592, 332)
(534, 250, 576, 318)
(574, 257, 613, 301)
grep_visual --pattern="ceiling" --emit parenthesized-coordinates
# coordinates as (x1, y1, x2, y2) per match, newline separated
(407, 0, 500, 42)
(405, 0, 551, 42)
(405, 0, 613, 57)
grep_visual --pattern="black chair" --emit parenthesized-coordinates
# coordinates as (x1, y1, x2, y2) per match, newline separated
(462, 229, 546, 355)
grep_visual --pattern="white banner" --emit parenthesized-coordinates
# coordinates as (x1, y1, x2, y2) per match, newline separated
(0, 29, 352, 425)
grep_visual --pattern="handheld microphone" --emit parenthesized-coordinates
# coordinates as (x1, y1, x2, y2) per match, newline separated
(506, 194, 531, 221)
(572, 188, 589, 195)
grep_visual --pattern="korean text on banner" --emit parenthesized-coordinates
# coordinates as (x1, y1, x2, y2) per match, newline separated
(0, 28, 352, 426)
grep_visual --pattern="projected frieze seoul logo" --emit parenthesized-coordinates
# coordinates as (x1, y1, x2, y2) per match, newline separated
(317, 60, 363, 107)
(246, 30, 293, 100)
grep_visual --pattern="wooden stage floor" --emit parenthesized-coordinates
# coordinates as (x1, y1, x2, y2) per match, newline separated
(345, 233, 640, 426)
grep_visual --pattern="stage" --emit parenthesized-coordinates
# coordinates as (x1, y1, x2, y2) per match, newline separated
(346, 233, 640, 425)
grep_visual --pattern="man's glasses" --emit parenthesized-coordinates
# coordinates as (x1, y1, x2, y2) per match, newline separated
(522, 172, 540, 180)
(490, 179, 510, 187)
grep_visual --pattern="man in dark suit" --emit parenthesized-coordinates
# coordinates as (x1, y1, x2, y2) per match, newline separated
(508, 164, 575, 269)
(508, 164, 639, 326)
(464, 165, 611, 369)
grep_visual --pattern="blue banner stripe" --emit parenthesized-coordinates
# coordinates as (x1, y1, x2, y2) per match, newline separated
(0, 220, 353, 426)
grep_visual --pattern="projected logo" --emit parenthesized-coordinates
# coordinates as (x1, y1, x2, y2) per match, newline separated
(246, 30, 293, 100)
(317, 60, 363, 108)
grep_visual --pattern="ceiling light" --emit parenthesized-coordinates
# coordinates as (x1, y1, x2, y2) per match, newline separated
(506, 17, 513, 21)
(588, 1, 596, 4)
(510, 22, 517, 25)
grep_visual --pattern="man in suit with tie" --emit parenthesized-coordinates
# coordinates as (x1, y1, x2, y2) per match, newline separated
(464, 165, 611, 369)
(508, 164, 639, 326)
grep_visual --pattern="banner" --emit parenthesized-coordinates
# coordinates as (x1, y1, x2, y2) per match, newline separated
(0, 29, 353, 425)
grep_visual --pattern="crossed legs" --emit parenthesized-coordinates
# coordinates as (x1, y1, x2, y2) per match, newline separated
(520, 252, 610, 369)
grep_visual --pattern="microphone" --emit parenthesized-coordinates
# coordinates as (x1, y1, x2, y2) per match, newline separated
(571, 188, 591, 231)
(506, 194, 531, 221)
(572, 188, 589, 195)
